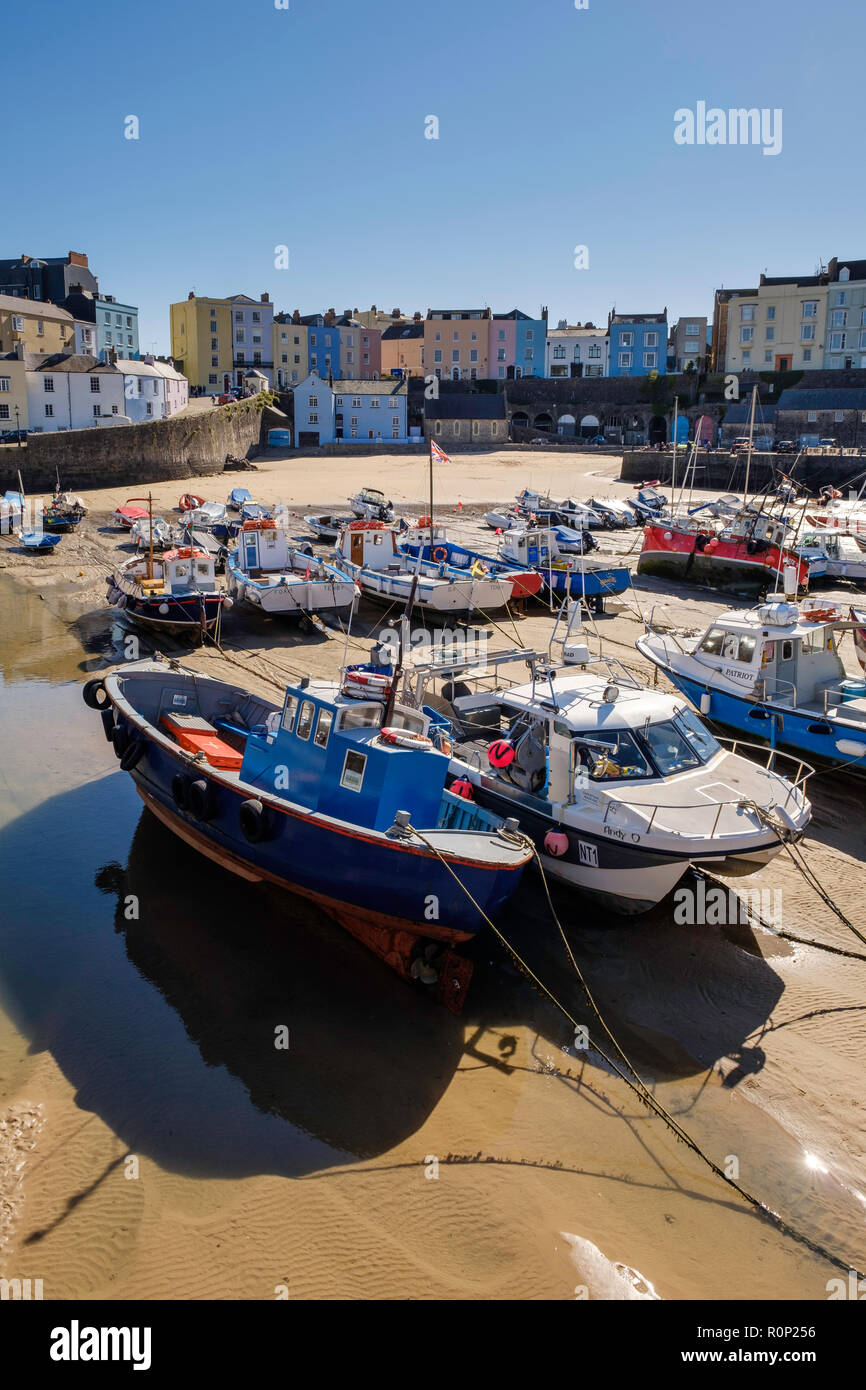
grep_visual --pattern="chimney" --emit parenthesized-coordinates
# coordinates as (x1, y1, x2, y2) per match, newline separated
(68, 252, 89, 268)
(325, 309, 335, 325)
(541, 305, 548, 322)
(391, 308, 400, 318)
(371, 304, 377, 314)
(353, 307, 359, 316)
(260, 292, 270, 303)
(188, 291, 196, 299)
(413, 311, 421, 322)
(292, 309, 300, 324)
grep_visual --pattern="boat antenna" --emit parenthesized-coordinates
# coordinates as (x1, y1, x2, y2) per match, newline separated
(428, 434, 435, 559)
(382, 571, 420, 726)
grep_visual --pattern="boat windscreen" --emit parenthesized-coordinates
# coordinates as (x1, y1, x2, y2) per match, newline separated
(638, 712, 719, 776)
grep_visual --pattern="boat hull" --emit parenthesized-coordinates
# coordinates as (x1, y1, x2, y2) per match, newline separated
(108, 580, 223, 636)
(638, 523, 808, 593)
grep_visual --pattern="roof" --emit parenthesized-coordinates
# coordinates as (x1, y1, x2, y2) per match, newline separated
(381, 322, 424, 340)
(244, 368, 268, 378)
(30, 353, 118, 373)
(426, 308, 491, 320)
(331, 379, 407, 396)
(425, 393, 506, 420)
(831, 259, 866, 281)
(0, 294, 73, 322)
(777, 388, 866, 411)
(610, 312, 666, 325)
(493, 309, 535, 321)
(759, 275, 825, 288)
(547, 326, 607, 338)
(721, 399, 777, 424)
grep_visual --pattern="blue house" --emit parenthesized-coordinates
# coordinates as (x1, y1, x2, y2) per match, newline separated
(96, 295, 140, 360)
(302, 314, 341, 380)
(293, 373, 408, 447)
(607, 309, 667, 377)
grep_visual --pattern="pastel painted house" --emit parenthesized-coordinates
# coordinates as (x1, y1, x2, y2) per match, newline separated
(607, 310, 668, 376)
(293, 373, 408, 447)
(489, 308, 548, 379)
(302, 314, 341, 380)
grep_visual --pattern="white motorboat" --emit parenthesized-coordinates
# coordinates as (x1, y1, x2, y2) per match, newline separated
(226, 520, 357, 622)
(797, 529, 866, 585)
(348, 487, 395, 523)
(335, 520, 514, 617)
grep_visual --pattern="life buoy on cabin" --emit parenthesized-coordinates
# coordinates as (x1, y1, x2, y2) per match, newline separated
(488, 739, 516, 769)
(450, 778, 474, 800)
(543, 829, 569, 858)
(240, 798, 269, 843)
(432, 546, 448, 563)
(379, 727, 434, 750)
(345, 669, 392, 691)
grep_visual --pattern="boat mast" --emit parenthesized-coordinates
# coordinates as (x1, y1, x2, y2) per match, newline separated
(147, 492, 154, 581)
(429, 436, 434, 557)
(742, 385, 758, 506)
(670, 396, 678, 500)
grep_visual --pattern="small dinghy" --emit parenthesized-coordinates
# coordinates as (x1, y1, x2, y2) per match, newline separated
(44, 490, 87, 533)
(227, 487, 253, 512)
(178, 493, 206, 512)
(304, 513, 355, 541)
(19, 530, 62, 551)
(130, 517, 175, 552)
(113, 500, 149, 529)
(82, 658, 531, 1009)
(348, 487, 395, 523)
(179, 501, 233, 540)
(226, 519, 357, 624)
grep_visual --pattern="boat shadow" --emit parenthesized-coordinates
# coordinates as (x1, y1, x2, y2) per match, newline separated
(0, 774, 787, 1181)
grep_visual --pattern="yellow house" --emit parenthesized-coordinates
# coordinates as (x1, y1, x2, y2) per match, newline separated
(723, 280, 829, 374)
(272, 314, 308, 387)
(0, 294, 73, 358)
(424, 308, 491, 381)
(169, 295, 233, 391)
(0, 350, 29, 431)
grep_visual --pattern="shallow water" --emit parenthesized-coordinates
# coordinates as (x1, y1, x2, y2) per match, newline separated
(1, 574, 864, 1301)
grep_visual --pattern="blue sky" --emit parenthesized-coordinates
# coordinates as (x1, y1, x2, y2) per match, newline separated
(6, 0, 864, 353)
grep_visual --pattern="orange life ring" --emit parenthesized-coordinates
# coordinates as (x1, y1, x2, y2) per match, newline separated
(379, 726, 433, 750)
(417, 515, 432, 527)
(432, 545, 448, 563)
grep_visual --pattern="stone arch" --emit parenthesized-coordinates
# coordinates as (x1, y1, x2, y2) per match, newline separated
(649, 415, 667, 445)
(512, 411, 530, 429)
(557, 413, 576, 437)
(534, 412, 554, 432)
(579, 413, 600, 439)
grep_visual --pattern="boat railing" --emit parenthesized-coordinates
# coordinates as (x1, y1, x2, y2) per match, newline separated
(644, 612, 687, 654)
(715, 737, 814, 793)
(753, 676, 798, 706)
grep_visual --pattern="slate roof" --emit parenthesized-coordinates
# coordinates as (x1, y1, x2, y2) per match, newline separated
(425, 394, 506, 420)
(0, 293, 73, 321)
(31, 353, 118, 373)
(330, 379, 407, 397)
(721, 399, 777, 424)
(381, 322, 424, 340)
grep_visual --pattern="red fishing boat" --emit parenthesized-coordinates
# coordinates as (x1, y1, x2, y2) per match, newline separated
(637, 508, 809, 594)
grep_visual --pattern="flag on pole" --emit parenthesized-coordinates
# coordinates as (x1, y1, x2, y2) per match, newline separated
(431, 440, 450, 465)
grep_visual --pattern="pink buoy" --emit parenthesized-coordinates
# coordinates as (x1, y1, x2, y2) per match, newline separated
(450, 778, 474, 800)
(488, 739, 516, 769)
(544, 830, 569, 858)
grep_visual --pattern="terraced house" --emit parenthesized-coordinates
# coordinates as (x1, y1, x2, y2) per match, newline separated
(273, 313, 308, 387)
(607, 310, 667, 376)
(425, 307, 491, 381)
(292, 374, 407, 447)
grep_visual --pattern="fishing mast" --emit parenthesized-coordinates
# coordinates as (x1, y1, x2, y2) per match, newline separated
(742, 385, 758, 506)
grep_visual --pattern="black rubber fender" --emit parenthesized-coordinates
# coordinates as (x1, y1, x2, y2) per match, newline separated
(172, 773, 190, 810)
(82, 678, 108, 709)
(119, 737, 146, 772)
(101, 708, 116, 742)
(112, 723, 130, 759)
(187, 778, 217, 822)
(239, 798, 269, 844)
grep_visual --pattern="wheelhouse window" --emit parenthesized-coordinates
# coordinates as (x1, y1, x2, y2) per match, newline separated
(576, 729, 652, 781)
(340, 749, 367, 791)
(296, 700, 315, 740)
(671, 707, 720, 762)
(281, 694, 298, 732)
(338, 704, 382, 730)
(639, 719, 705, 776)
(314, 708, 333, 747)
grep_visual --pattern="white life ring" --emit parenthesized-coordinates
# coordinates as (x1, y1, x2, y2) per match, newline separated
(346, 669, 392, 690)
(379, 726, 433, 749)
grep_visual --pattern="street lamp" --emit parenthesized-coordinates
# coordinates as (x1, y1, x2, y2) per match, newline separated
(14, 405, 20, 447)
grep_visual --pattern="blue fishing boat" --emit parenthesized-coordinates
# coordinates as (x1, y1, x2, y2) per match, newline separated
(227, 487, 254, 511)
(497, 527, 632, 611)
(107, 544, 226, 638)
(637, 596, 866, 773)
(19, 530, 62, 551)
(397, 522, 544, 600)
(82, 660, 531, 1007)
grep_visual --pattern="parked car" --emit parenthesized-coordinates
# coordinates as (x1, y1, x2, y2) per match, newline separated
(0, 429, 28, 444)
(587, 434, 606, 445)
(775, 440, 796, 453)
(729, 437, 752, 453)
(217, 392, 234, 405)
(818, 438, 838, 448)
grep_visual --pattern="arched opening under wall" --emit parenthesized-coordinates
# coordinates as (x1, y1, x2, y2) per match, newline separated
(557, 413, 576, 437)
(579, 413, 600, 439)
(649, 415, 667, 445)
(534, 413, 554, 432)
(511, 411, 530, 429)
(624, 415, 646, 445)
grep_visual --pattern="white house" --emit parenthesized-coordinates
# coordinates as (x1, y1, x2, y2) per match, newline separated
(25, 353, 188, 431)
(228, 293, 274, 388)
(546, 325, 608, 378)
(293, 372, 408, 448)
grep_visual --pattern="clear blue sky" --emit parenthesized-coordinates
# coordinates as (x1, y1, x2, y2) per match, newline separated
(6, 0, 864, 354)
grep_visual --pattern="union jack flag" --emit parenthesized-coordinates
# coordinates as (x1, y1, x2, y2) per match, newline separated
(430, 440, 450, 465)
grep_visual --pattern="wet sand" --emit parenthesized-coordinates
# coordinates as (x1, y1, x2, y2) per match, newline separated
(1, 448, 865, 1301)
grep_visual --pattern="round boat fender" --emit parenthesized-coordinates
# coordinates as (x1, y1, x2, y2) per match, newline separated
(450, 778, 474, 800)
(187, 778, 217, 822)
(172, 773, 190, 811)
(83, 678, 108, 710)
(101, 708, 116, 742)
(544, 829, 569, 858)
(112, 722, 130, 759)
(120, 737, 146, 772)
(239, 798, 269, 843)
(432, 545, 448, 563)
(488, 739, 516, 769)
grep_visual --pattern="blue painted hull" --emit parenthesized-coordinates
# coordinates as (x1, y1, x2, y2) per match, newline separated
(543, 565, 631, 599)
(663, 670, 866, 773)
(113, 719, 524, 942)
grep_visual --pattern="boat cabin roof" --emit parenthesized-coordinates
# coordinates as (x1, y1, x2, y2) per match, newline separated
(486, 670, 683, 733)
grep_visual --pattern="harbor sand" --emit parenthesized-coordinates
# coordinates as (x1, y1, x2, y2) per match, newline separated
(1, 449, 865, 1300)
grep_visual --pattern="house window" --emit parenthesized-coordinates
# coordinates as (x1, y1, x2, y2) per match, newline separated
(764, 351, 772, 363)
(392, 415, 399, 426)
(90, 376, 100, 392)
(829, 332, 847, 351)
(340, 749, 367, 791)
(620, 331, 633, 346)
(552, 345, 565, 359)
(434, 349, 442, 363)
(645, 332, 658, 347)
(208, 374, 218, 385)
(308, 413, 318, 424)
(370, 398, 379, 407)
(350, 428, 358, 438)
(589, 345, 600, 358)
(0, 404, 8, 419)
(45, 403, 54, 417)
(802, 301, 818, 318)
(93, 404, 101, 417)
(740, 327, 754, 343)
(451, 351, 460, 362)
(146, 402, 152, 416)
(802, 349, 812, 362)
(43, 377, 54, 392)
(435, 420, 442, 435)
(112, 405, 119, 414)
(831, 310, 848, 328)
(252, 311, 261, 324)
(643, 352, 657, 368)
(472, 420, 480, 436)
(350, 416, 358, 426)
(352, 396, 361, 407)
(808, 411, 817, 422)
(801, 323, 815, 341)
(834, 291, 847, 306)
(212, 356, 219, 367)
(742, 350, 751, 363)
(309, 395, 317, 407)
(106, 332, 112, 344)
(392, 428, 400, 438)
(491, 422, 498, 436)
(765, 326, 775, 341)
(470, 349, 478, 362)
(619, 352, 632, 367)
(126, 316, 132, 327)
(834, 411, 844, 422)
(741, 305, 756, 321)
(453, 422, 460, 437)
(0, 377, 8, 392)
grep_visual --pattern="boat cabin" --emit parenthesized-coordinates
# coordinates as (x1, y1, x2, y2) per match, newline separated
(720, 510, 790, 549)
(499, 527, 560, 569)
(339, 522, 403, 572)
(689, 603, 850, 708)
(238, 679, 450, 830)
(236, 520, 293, 575)
(138, 548, 217, 595)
